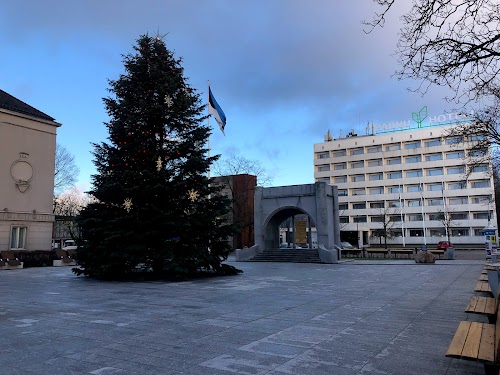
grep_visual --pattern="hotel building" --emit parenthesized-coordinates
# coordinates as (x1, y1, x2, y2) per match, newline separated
(313, 120, 497, 249)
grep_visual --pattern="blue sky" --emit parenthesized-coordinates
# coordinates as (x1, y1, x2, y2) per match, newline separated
(0, 0, 456, 190)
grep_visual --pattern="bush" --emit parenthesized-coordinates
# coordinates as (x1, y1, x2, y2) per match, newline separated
(14, 250, 58, 268)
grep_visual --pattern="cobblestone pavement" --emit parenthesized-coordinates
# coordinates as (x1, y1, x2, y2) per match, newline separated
(0, 260, 488, 374)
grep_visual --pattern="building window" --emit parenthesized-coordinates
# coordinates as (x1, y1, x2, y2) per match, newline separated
(369, 187, 384, 195)
(449, 197, 468, 205)
(352, 188, 366, 196)
(447, 166, 465, 175)
(388, 200, 402, 207)
(334, 176, 347, 183)
(470, 135, 486, 142)
(387, 171, 402, 179)
(351, 161, 364, 169)
(339, 216, 349, 224)
(450, 212, 468, 220)
(408, 214, 423, 221)
(448, 181, 466, 190)
(427, 168, 443, 176)
(334, 163, 347, 170)
(10, 226, 27, 249)
(472, 164, 489, 173)
(370, 216, 384, 222)
(387, 157, 401, 165)
(425, 153, 442, 161)
(470, 149, 487, 157)
(407, 185, 420, 192)
(451, 228, 470, 236)
(389, 216, 402, 222)
(471, 180, 491, 188)
(429, 213, 445, 221)
(427, 183, 443, 191)
(353, 203, 366, 209)
(474, 228, 487, 236)
(318, 152, 329, 159)
(430, 228, 446, 236)
(338, 203, 348, 210)
(407, 199, 421, 207)
(388, 186, 402, 193)
(317, 178, 330, 184)
(472, 196, 492, 204)
(333, 150, 346, 157)
(369, 173, 383, 181)
(367, 159, 383, 167)
(405, 156, 422, 163)
(351, 175, 365, 182)
(446, 137, 463, 145)
(350, 148, 364, 155)
(409, 229, 424, 237)
(428, 198, 444, 206)
(404, 141, 421, 149)
(367, 146, 382, 153)
(385, 143, 401, 151)
(446, 151, 465, 159)
(338, 189, 348, 196)
(473, 212, 491, 219)
(406, 170, 423, 178)
(353, 216, 367, 223)
(370, 202, 384, 208)
(318, 165, 330, 172)
(425, 139, 441, 147)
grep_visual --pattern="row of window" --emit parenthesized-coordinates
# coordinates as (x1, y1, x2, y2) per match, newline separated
(318, 160, 488, 173)
(369, 228, 482, 237)
(333, 181, 491, 197)
(339, 195, 491, 209)
(329, 167, 485, 181)
(316, 135, 486, 159)
(340, 211, 492, 222)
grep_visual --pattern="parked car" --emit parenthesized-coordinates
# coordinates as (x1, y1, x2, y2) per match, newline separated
(437, 241, 453, 250)
(62, 240, 77, 251)
(340, 241, 355, 249)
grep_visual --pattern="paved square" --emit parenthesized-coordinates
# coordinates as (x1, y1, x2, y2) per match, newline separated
(0, 259, 487, 374)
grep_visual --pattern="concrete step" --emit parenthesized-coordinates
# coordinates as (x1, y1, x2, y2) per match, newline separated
(248, 249, 323, 263)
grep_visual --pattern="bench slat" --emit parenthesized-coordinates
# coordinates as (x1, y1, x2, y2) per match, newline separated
(477, 297, 487, 313)
(465, 296, 479, 312)
(447, 321, 471, 358)
(478, 324, 495, 363)
(480, 274, 488, 282)
(462, 322, 482, 358)
(475, 282, 492, 293)
(485, 298, 497, 315)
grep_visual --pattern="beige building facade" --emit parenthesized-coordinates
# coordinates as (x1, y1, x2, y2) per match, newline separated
(0, 89, 60, 251)
(314, 121, 497, 249)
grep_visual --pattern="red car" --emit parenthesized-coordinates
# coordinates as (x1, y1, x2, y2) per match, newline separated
(437, 241, 453, 250)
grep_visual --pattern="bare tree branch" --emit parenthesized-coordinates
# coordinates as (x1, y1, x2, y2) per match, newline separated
(364, 0, 500, 103)
(54, 143, 80, 196)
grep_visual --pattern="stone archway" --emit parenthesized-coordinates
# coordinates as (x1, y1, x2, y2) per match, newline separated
(239, 182, 341, 263)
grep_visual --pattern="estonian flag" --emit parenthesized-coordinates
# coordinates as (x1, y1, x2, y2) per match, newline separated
(208, 87, 226, 135)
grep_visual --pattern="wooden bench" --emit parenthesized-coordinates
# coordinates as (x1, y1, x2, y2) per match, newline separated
(466, 296, 498, 323)
(340, 248, 363, 258)
(447, 306, 500, 373)
(429, 249, 445, 258)
(390, 249, 414, 258)
(476, 281, 493, 295)
(366, 249, 389, 258)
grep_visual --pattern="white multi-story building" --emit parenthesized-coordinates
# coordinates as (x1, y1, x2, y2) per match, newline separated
(313, 122, 497, 249)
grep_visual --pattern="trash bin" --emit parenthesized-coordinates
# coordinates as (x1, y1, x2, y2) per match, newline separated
(445, 247, 455, 260)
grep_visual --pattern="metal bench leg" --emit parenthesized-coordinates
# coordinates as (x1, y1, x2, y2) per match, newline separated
(484, 363, 499, 375)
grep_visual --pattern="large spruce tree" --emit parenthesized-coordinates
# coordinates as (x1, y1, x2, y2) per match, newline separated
(74, 35, 238, 279)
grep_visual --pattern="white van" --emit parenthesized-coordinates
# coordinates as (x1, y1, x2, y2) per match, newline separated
(62, 240, 77, 251)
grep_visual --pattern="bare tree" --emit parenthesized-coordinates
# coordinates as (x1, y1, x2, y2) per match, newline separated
(212, 154, 273, 187)
(364, 0, 500, 103)
(53, 188, 92, 239)
(54, 143, 80, 196)
(372, 205, 401, 249)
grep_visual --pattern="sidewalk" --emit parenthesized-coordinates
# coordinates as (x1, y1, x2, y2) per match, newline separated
(0, 261, 487, 374)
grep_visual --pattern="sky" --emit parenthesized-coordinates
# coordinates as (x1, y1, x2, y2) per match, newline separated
(0, 0, 458, 191)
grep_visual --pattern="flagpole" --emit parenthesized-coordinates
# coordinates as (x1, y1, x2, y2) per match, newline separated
(207, 80, 211, 180)
(399, 184, 405, 247)
(420, 182, 427, 250)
